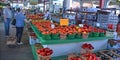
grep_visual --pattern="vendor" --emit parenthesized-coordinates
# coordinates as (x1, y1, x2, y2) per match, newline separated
(44, 10, 50, 20)
(116, 14, 120, 39)
(110, 14, 120, 49)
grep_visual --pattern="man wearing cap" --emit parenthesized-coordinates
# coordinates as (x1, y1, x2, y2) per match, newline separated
(3, 3, 12, 37)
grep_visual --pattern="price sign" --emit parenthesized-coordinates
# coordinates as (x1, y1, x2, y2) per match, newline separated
(96, 23, 100, 27)
(60, 19, 69, 26)
(79, 24, 83, 27)
(51, 24, 55, 29)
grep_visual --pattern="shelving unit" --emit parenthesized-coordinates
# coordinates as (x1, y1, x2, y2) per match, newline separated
(97, 10, 118, 30)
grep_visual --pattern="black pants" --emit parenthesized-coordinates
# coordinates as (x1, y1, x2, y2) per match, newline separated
(16, 27, 24, 43)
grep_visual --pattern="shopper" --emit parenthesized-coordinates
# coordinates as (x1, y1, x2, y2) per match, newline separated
(3, 3, 12, 37)
(44, 10, 50, 20)
(15, 8, 31, 45)
(82, 18, 85, 24)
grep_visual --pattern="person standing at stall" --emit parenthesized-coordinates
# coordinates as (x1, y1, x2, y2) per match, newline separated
(44, 10, 50, 20)
(116, 14, 120, 39)
(3, 3, 12, 38)
(15, 8, 31, 45)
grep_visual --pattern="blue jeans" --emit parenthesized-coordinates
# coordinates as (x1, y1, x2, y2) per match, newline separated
(16, 27, 24, 43)
(4, 18, 11, 36)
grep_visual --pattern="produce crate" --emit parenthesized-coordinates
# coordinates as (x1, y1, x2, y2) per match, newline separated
(6, 36, 16, 47)
(60, 33, 67, 40)
(42, 34, 51, 40)
(99, 32, 105, 37)
(76, 33, 82, 39)
(82, 34, 89, 39)
(37, 54, 51, 60)
(106, 31, 114, 37)
(93, 32, 100, 37)
(67, 33, 76, 39)
(88, 32, 94, 37)
(51, 33, 60, 40)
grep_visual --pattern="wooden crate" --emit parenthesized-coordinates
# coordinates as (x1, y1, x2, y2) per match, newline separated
(6, 36, 16, 48)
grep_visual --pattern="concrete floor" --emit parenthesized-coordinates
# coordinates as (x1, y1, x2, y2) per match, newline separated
(0, 22, 33, 60)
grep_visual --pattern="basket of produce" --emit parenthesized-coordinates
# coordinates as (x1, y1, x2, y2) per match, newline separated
(34, 43, 43, 50)
(81, 53, 100, 60)
(37, 47, 53, 60)
(67, 33, 76, 39)
(88, 32, 94, 37)
(76, 33, 82, 39)
(82, 32, 89, 39)
(51, 29, 60, 40)
(80, 43, 94, 54)
(93, 32, 100, 37)
(60, 33, 67, 40)
(51, 33, 60, 40)
(99, 32, 105, 37)
(68, 53, 82, 60)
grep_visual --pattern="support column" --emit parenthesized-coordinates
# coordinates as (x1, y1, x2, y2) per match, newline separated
(63, 0, 72, 9)
(100, 0, 111, 8)
(103, 0, 111, 8)
(49, 0, 53, 12)
(100, 0, 104, 8)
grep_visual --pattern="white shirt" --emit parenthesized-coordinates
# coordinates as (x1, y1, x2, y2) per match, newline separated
(44, 12, 50, 17)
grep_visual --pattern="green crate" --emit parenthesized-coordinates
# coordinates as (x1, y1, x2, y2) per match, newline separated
(42, 34, 51, 40)
(67, 33, 76, 39)
(93, 32, 100, 37)
(33, 25, 42, 36)
(76, 33, 82, 39)
(88, 32, 94, 37)
(99, 32, 105, 37)
(51, 33, 60, 40)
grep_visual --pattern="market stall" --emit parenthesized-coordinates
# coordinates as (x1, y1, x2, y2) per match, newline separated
(29, 20, 112, 57)
(25, 8, 120, 59)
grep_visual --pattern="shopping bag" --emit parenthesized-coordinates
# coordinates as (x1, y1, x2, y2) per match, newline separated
(11, 18, 16, 25)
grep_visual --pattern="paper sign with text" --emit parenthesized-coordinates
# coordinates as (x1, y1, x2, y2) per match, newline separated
(60, 19, 69, 26)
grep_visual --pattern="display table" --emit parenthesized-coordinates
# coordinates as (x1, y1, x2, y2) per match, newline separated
(43, 39, 108, 57)
(30, 24, 112, 57)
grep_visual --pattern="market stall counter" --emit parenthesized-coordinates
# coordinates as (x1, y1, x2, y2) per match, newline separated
(30, 24, 112, 57)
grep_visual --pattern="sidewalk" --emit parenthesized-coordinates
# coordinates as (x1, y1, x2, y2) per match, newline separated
(0, 22, 33, 60)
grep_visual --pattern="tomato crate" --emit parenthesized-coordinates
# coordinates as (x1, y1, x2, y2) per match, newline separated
(51, 33, 60, 40)
(76, 33, 82, 39)
(42, 34, 51, 40)
(67, 33, 76, 39)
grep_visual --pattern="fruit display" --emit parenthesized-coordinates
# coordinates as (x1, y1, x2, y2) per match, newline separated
(31, 20, 106, 40)
(80, 43, 94, 54)
(81, 53, 100, 60)
(67, 53, 82, 60)
(27, 14, 44, 20)
(70, 57, 82, 60)
(37, 47, 53, 60)
(81, 43, 94, 50)
(37, 47, 53, 56)
(80, 43, 100, 60)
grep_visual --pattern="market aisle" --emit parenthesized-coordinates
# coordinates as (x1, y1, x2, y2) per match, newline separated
(0, 22, 33, 60)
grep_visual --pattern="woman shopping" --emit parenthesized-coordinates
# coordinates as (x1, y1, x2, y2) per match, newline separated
(15, 8, 31, 45)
